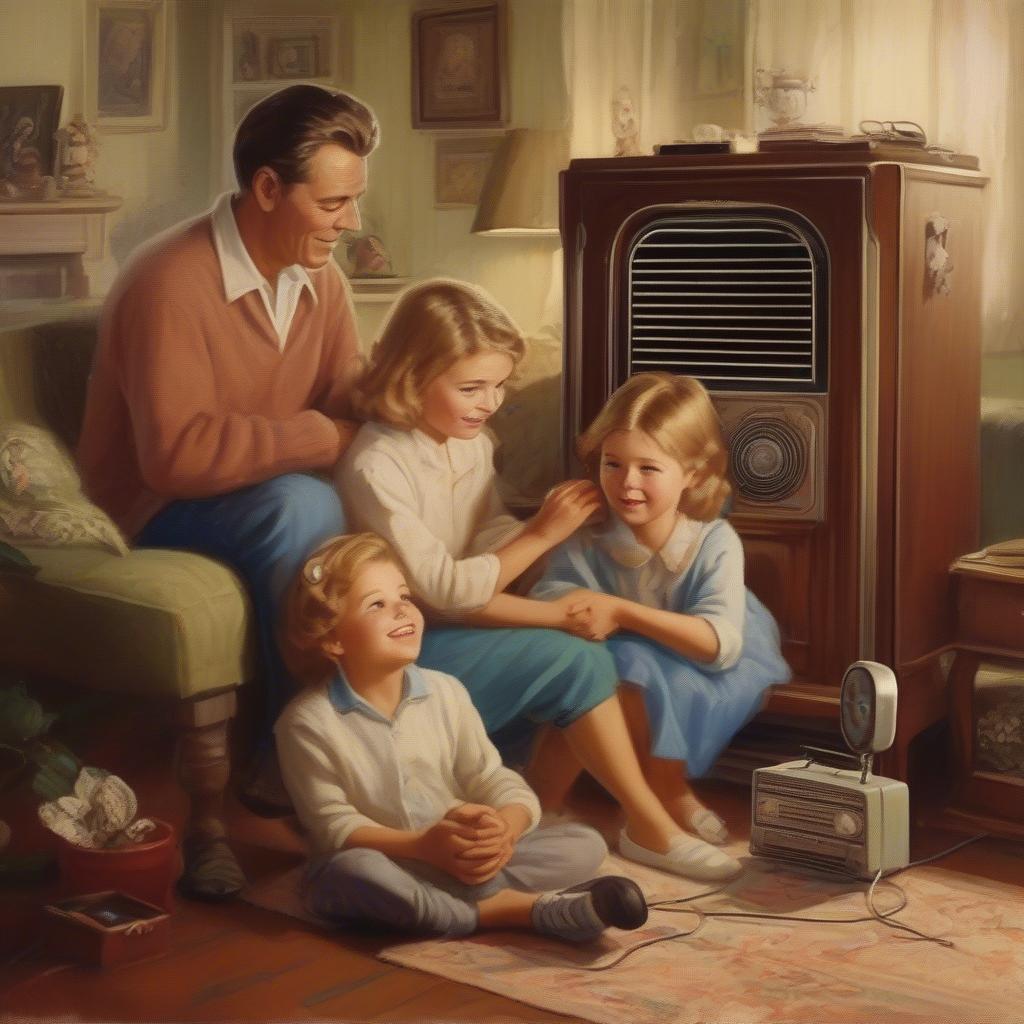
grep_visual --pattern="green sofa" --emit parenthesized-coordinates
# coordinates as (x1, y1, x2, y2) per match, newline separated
(0, 312, 255, 899)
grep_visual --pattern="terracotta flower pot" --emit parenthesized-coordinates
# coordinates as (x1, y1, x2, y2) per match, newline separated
(56, 819, 181, 911)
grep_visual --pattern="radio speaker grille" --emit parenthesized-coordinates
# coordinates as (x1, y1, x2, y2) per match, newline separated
(626, 214, 827, 392)
(730, 417, 807, 501)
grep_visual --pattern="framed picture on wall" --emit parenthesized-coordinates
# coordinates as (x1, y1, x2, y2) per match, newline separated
(0, 85, 65, 184)
(85, 0, 167, 132)
(267, 36, 321, 80)
(434, 134, 503, 208)
(412, 1, 508, 130)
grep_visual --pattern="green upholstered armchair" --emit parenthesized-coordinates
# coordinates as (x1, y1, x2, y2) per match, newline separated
(0, 313, 254, 899)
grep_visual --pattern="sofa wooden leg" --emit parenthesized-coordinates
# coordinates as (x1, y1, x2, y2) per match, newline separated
(175, 690, 246, 900)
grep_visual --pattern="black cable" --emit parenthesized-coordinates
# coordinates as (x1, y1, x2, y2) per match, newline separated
(572, 832, 992, 970)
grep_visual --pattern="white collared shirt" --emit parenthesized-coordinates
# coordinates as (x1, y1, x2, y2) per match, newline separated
(337, 421, 525, 614)
(210, 191, 317, 350)
(274, 665, 541, 855)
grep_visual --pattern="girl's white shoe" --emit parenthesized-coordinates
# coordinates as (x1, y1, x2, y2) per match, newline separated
(689, 807, 730, 846)
(618, 829, 742, 882)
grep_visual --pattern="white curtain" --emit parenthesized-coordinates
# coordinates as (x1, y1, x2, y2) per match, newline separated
(563, 0, 699, 159)
(752, 0, 1024, 354)
(563, 0, 1023, 353)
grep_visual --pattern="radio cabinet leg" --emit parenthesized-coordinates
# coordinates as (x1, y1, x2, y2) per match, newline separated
(175, 691, 246, 900)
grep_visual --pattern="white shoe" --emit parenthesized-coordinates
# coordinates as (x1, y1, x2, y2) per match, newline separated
(618, 829, 742, 882)
(690, 808, 730, 846)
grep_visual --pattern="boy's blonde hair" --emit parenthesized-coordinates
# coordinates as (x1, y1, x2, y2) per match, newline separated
(281, 532, 402, 685)
(577, 372, 731, 521)
(353, 278, 526, 428)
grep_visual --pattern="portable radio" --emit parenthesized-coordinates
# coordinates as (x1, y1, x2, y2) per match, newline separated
(749, 661, 909, 879)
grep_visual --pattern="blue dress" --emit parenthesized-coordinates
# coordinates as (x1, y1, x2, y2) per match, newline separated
(531, 515, 790, 777)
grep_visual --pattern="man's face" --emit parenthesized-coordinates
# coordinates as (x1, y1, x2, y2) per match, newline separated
(264, 143, 367, 272)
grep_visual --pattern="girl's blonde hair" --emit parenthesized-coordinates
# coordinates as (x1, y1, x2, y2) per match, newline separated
(281, 532, 402, 685)
(577, 372, 731, 521)
(352, 278, 526, 428)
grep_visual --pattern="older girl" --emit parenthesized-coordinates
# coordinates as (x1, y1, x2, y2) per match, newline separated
(531, 373, 790, 853)
(337, 279, 739, 882)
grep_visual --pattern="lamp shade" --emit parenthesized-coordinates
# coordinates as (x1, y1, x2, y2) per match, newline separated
(471, 129, 570, 235)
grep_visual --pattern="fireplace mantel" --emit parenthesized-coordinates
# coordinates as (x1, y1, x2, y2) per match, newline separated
(0, 195, 123, 302)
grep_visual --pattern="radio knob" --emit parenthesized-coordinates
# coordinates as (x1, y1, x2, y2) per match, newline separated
(833, 810, 862, 837)
(756, 797, 780, 820)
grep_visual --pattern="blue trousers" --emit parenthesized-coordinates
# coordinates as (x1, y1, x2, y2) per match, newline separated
(137, 473, 345, 747)
(304, 823, 608, 937)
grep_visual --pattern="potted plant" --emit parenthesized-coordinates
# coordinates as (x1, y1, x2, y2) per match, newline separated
(0, 681, 82, 882)
(38, 767, 180, 911)
(0, 681, 179, 909)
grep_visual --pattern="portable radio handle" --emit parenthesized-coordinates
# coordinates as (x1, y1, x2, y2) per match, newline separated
(800, 745, 860, 768)
(801, 745, 874, 783)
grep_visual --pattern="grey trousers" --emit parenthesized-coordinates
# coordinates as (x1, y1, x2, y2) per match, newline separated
(304, 822, 608, 938)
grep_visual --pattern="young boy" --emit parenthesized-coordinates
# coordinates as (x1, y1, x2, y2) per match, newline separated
(275, 532, 648, 942)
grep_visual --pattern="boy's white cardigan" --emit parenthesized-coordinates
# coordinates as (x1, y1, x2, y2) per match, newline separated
(275, 665, 541, 856)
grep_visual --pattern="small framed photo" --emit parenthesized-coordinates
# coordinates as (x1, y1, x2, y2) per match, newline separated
(0, 85, 65, 182)
(86, 0, 167, 132)
(412, 1, 508, 130)
(434, 135, 503, 208)
(268, 36, 320, 80)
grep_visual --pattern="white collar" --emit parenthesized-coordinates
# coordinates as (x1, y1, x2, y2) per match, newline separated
(591, 513, 704, 573)
(209, 191, 316, 306)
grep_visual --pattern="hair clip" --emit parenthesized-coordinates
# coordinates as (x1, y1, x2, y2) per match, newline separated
(304, 561, 324, 584)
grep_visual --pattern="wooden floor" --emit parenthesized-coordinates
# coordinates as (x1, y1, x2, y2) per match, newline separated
(3, 703, 1024, 1024)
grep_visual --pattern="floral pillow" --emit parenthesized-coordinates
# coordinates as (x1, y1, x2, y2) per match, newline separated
(0, 422, 128, 556)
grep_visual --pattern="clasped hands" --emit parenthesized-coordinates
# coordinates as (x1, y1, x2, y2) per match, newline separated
(554, 589, 623, 642)
(417, 803, 517, 886)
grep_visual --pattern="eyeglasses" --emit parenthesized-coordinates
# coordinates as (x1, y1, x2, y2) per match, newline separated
(857, 120, 956, 160)
(858, 120, 927, 145)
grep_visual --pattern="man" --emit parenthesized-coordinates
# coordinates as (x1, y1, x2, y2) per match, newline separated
(77, 85, 378, 890)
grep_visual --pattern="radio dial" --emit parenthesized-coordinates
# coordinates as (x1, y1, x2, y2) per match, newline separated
(833, 810, 862, 837)
(756, 797, 780, 820)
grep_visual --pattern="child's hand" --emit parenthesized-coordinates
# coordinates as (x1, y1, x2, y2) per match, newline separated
(417, 818, 494, 883)
(528, 480, 604, 547)
(454, 817, 516, 885)
(552, 590, 603, 639)
(566, 592, 622, 642)
(445, 803, 506, 842)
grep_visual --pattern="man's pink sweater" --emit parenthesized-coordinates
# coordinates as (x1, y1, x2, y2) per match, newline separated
(77, 215, 360, 539)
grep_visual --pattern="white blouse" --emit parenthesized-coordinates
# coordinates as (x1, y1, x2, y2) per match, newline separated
(337, 422, 524, 614)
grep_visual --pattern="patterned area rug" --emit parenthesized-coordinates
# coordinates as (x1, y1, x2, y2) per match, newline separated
(242, 846, 1024, 1024)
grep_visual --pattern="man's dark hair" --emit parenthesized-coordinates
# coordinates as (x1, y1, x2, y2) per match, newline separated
(233, 85, 379, 191)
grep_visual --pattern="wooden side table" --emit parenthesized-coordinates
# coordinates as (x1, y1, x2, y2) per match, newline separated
(946, 542, 1024, 839)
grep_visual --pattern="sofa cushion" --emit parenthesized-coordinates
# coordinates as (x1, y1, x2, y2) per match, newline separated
(0, 546, 255, 700)
(1, 422, 129, 556)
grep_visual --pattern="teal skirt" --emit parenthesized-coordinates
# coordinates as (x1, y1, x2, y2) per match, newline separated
(418, 627, 618, 742)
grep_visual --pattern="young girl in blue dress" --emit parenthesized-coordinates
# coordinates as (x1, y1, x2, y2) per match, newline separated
(531, 372, 790, 850)
(336, 279, 740, 882)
